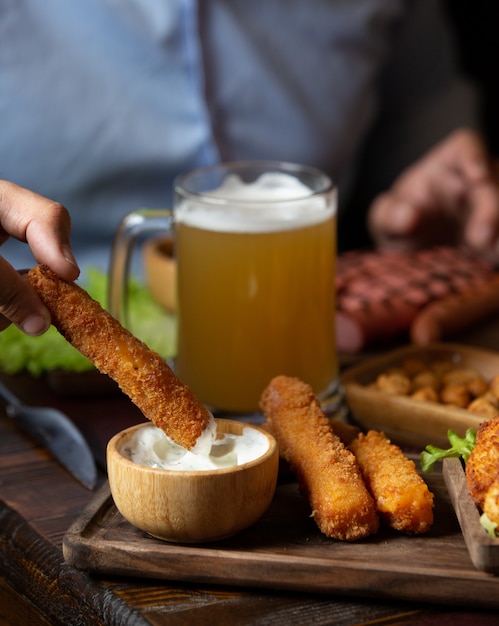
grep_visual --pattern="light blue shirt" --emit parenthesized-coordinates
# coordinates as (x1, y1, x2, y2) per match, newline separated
(0, 0, 477, 271)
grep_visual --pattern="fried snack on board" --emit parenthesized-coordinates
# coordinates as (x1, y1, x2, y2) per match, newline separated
(466, 415, 499, 511)
(260, 375, 379, 541)
(27, 265, 212, 450)
(483, 481, 499, 528)
(349, 430, 434, 534)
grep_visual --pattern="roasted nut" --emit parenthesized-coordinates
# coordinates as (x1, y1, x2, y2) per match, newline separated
(411, 386, 439, 403)
(468, 396, 499, 418)
(412, 370, 440, 392)
(467, 377, 489, 398)
(488, 374, 499, 400)
(376, 372, 411, 395)
(439, 383, 471, 408)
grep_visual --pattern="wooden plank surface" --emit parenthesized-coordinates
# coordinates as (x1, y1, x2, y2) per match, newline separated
(2, 370, 499, 625)
(63, 470, 499, 610)
(443, 457, 499, 573)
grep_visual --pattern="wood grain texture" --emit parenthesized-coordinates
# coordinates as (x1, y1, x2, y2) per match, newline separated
(1, 370, 499, 625)
(0, 501, 148, 626)
(443, 457, 499, 573)
(63, 471, 499, 610)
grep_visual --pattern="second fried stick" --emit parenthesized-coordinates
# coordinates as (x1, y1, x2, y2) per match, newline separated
(260, 375, 379, 541)
(349, 430, 434, 534)
(27, 265, 212, 450)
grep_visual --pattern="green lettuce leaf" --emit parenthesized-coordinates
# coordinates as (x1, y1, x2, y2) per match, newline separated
(0, 268, 176, 376)
(420, 428, 476, 473)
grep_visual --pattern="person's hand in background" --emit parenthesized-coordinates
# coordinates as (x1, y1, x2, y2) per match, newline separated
(368, 129, 499, 263)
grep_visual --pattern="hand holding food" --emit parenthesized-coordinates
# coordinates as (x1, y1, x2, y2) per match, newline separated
(27, 265, 213, 450)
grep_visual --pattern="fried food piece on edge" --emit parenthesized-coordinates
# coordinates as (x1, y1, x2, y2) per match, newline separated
(260, 375, 379, 541)
(349, 430, 434, 534)
(483, 480, 499, 527)
(27, 265, 211, 450)
(466, 415, 499, 509)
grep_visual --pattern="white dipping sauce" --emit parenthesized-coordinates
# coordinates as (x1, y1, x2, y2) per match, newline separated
(121, 422, 269, 471)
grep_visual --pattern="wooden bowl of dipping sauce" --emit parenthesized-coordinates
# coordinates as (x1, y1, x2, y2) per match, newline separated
(107, 419, 279, 543)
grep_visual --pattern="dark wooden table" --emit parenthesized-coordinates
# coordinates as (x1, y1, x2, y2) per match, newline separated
(2, 322, 499, 625)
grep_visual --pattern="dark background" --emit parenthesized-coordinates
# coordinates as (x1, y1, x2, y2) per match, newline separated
(445, 1, 499, 156)
(339, 2, 499, 252)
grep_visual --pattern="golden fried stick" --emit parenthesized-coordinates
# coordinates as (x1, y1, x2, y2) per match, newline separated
(466, 415, 499, 510)
(27, 265, 212, 450)
(260, 375, 379, 541)
(483, 480, 499, 527)
(349, 430, 434, 534)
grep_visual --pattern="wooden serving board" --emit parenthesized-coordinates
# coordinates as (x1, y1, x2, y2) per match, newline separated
(63, 469, 499, 610)
(443, 457, 499, 574)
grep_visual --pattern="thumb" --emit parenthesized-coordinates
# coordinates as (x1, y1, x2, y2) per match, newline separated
(0, 258, 51, 335)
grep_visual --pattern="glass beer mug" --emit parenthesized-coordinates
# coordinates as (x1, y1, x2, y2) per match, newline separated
(109, 161, 338, 415)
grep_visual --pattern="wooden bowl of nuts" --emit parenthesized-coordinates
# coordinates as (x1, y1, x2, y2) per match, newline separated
(340, 343, 499, 449)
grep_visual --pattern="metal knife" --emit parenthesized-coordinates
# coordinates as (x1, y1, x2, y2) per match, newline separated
(0, 381, 98, 490)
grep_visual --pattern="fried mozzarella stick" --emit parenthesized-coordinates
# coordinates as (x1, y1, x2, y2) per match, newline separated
(260, 375, 379, 541)
(349, 431, 434, 534)
(27, 265, 212, 450)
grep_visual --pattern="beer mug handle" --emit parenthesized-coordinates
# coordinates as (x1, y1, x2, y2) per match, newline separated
(108, 209, 173, 326)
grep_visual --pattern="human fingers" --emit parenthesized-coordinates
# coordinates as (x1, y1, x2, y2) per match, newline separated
(463, 160, 499, 253)
(367, 168, 465, 250)
(367, 192, 420, 247)
(367, 133, 487, 251)
(0, 180, 79, 281)
(436, 129, 492, 185)
(0, 259, 51, 335)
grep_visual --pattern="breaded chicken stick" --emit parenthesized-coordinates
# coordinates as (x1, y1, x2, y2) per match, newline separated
(27, 265, 212, 450)
(349, 431, 434, 534)
(260, 375, 379, 541)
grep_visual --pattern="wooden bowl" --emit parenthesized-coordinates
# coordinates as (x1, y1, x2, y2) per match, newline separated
(143, 236, 177, 312)
(341, 343, 499, 449)
(107, 419, 279, 543)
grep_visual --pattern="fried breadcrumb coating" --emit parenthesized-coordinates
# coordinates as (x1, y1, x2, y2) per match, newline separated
(466, 415, 499, 510)
(260, 375, 379, 541)
(349, 430, 434, 534)
(483, 480, 499, 528)
(27, 265, 211, 450)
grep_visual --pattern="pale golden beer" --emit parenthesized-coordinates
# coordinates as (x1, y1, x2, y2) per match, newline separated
(109, 162, 337, 414)
(175, 214, 337, 412)
(173, 164, 337, 413)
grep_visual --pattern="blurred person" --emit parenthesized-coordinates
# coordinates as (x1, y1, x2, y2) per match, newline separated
(1, 1, 499, 278)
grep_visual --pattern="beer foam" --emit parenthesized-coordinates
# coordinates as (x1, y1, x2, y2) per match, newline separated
(177, 172, 335, 233)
